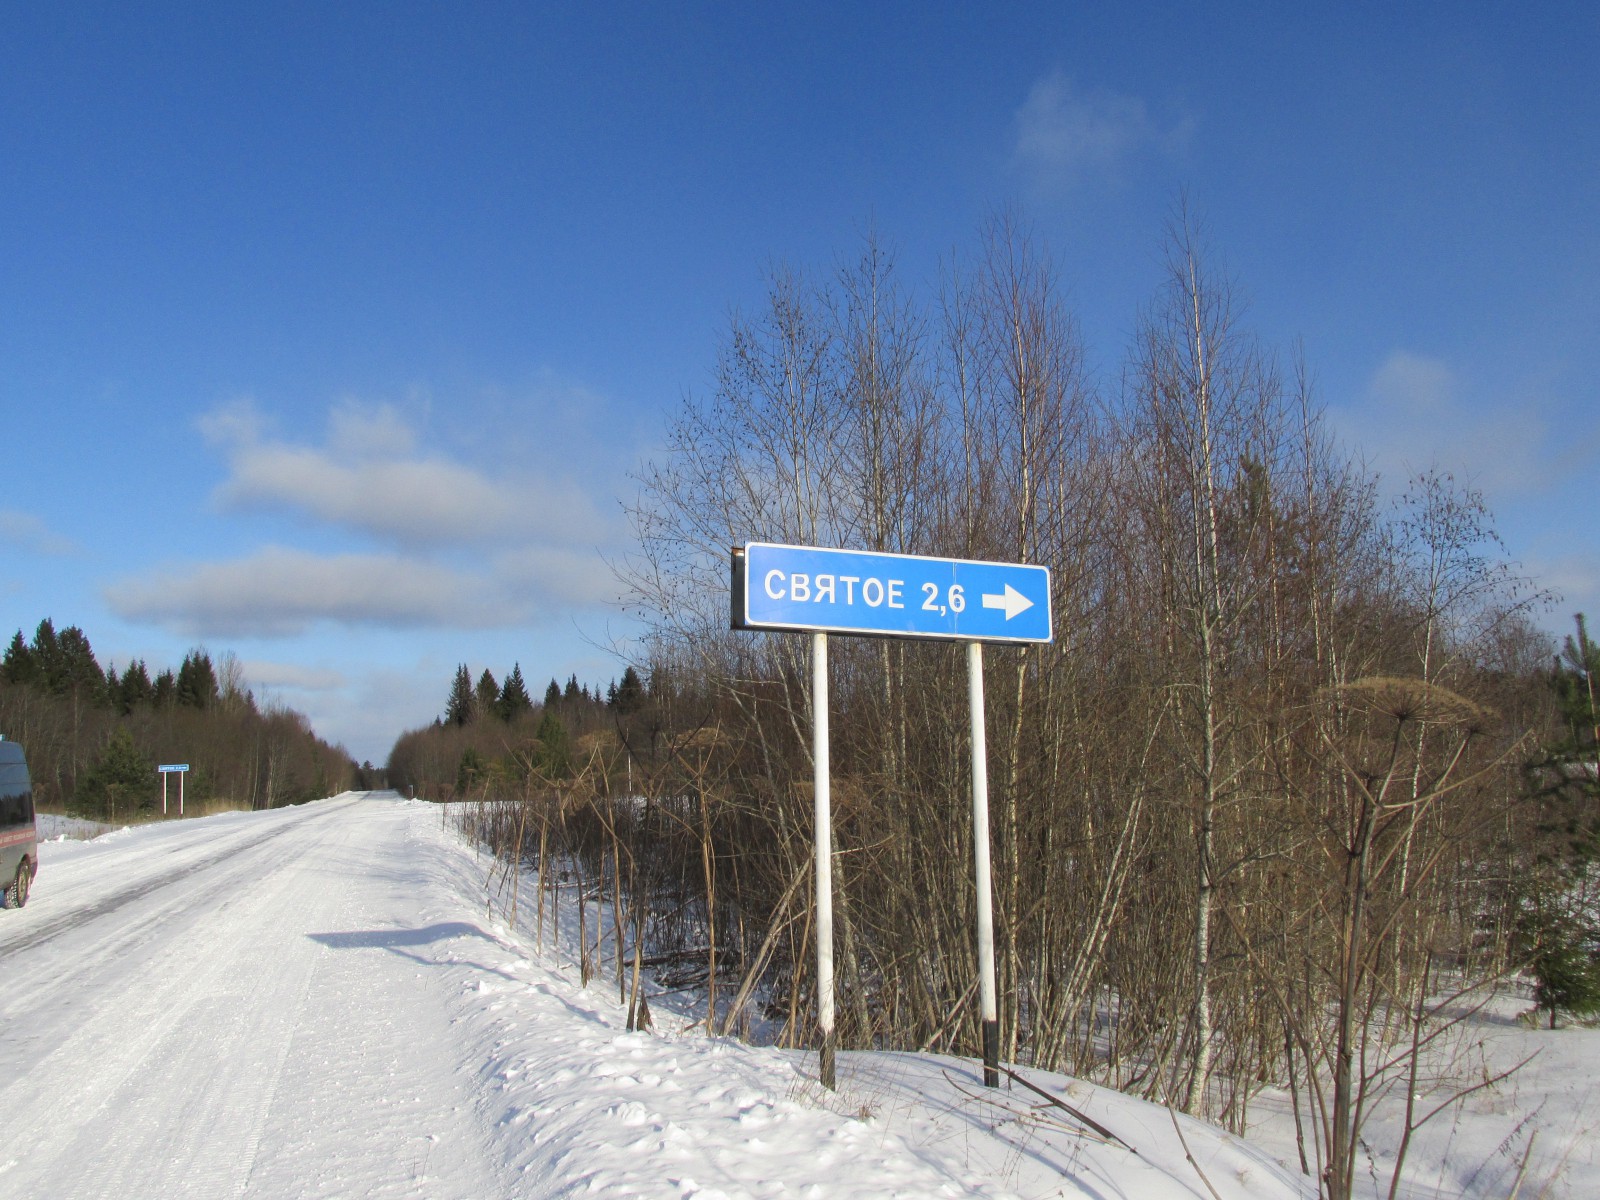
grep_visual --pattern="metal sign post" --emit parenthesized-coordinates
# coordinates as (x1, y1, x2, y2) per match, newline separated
(812, 631, 836, 1090)
(967, 640, 1000, 1086)
(733, 543, 1051, 1090)
(158, 764, 190, 816)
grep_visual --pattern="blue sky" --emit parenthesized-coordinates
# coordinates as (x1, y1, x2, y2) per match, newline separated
(2, 4, 1596, 763)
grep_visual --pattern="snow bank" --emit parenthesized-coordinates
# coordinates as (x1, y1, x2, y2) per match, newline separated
(35, 812, 118, 843)
(423, 801, 1310, 1198)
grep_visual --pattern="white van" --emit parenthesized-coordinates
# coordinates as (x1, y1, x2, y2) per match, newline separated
(0, 738, 36, 909)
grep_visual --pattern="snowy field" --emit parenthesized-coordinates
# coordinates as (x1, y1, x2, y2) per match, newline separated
(0, 793, 1591, 1198)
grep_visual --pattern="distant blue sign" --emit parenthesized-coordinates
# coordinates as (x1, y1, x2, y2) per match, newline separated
(158, 764, 190, 773)
(734, 543, 1053, 644)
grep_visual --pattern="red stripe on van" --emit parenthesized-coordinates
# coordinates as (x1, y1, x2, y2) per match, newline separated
(0, 827, 34, 849)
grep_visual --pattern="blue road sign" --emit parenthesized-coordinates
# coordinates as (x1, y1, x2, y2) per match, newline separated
(734, 542, 1053, 644)
(158, 764, 190, 773)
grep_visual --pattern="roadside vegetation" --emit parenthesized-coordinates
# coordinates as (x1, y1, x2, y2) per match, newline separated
(0, 621, 360, 819)
(389, 212, 1600, 1199)
(386, 666, 628, 798)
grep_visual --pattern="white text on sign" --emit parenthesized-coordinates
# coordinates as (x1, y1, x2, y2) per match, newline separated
(763, 570, 970, 616)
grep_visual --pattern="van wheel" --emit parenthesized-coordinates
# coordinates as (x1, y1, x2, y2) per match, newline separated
(3, 859, 29, 909)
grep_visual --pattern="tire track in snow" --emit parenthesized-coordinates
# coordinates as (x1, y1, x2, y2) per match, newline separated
(0, 799, 359, 1066)
(224, 959, 326, 1197)
(0, 796, 358, 958)
(81, 822, 344, 1199)
(246, 803, 516, 1198)
(0, 816, 322, 1195)
(1, 797, 514, 1199)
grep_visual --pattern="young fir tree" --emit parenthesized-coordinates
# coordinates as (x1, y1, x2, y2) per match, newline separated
(1526, 906, 1600, 1028)
(498, 664, 533, 722)
(534, 706, 571, 778)
(76, 727, 156, 818)
(456, 747, 487, 794)
(444, 664, 474, 726)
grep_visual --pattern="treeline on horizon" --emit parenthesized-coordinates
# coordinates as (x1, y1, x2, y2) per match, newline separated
(445, 212, 1599, 1199)
(384, 662, 650, 797)
(0, 618, 360, 819)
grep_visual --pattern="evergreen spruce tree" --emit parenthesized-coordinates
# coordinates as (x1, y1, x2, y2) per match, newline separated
(118, 661, 154, 714)
(1523, 614, 1600, 1028)
(498, 664, 533, 722)
(475, 669, 499, 718)
(544, 678, 562, 707)
(534, 706, 571, 778)
(152, 669, 177, 708)
(1526, 905, 1600, 1028)
(1, 630, 34, 685)
(614, 665, 645, 714)
(76, 727, 155, 819)
(1531, 615, 1600, 866)
(55, 626, 106, 703)
(175, 650, 219, 710)
(444, 664, 474, 726)
(30, 618, 62, 692)
(104, 661, 122, 713)
(456, 747, 487, 794)
(564, 673, 580, 703)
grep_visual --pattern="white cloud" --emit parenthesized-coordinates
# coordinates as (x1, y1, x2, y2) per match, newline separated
(326, 401, 416, 459)
(104, 539, 621, 639)
(1335, 350, 1559, 498)
(133, 393, 628, 646)
(196, 400, 265, 448)
(315, 665, 454, 765)
(220, 443, 522, 542)
(492, 545, 619, 608)
(1012, 71, 1191, 194)
(105, 546, 528, 637)
(241, 659, 347, 692)
(0, 509, 78, 556)
(201, 399, 613, 548)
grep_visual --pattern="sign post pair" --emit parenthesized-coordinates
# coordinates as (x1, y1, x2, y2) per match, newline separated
(158, 763, 189, 816)
(734, 542, 1053, 1090)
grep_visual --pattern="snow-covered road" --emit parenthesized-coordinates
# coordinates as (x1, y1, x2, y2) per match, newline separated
(0, 794, 1312, 1200)
(1, 794, 512, 1197)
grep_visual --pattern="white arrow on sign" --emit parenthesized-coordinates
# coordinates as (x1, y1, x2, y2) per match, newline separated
(981, 583, 1035, 621)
